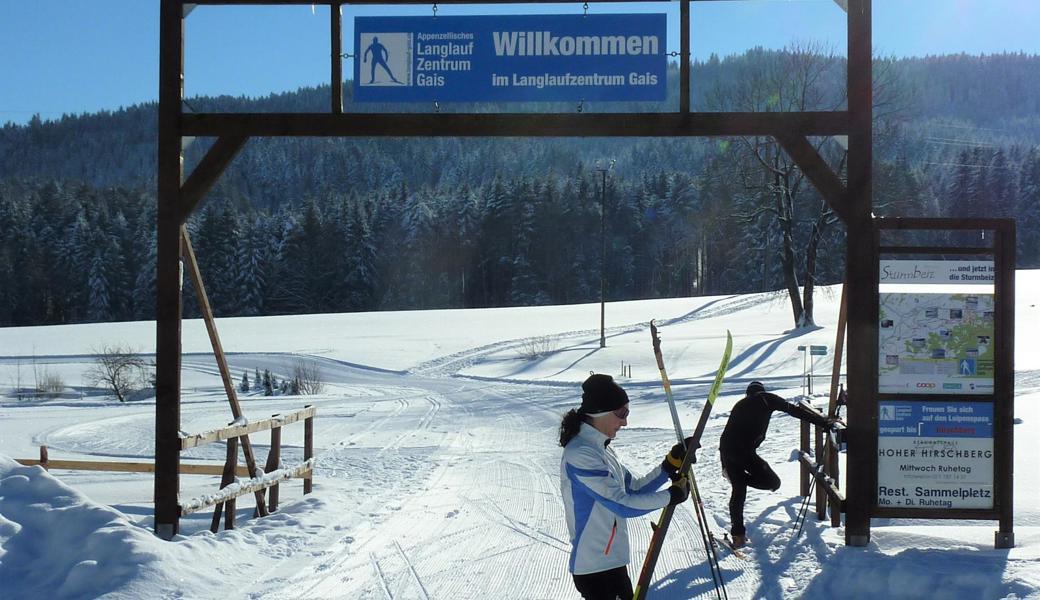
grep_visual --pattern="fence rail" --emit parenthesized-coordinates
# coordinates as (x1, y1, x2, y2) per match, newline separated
(15, 449, 249, 477)
(180, 460, 315, 516)
(180, 405, 316, 450)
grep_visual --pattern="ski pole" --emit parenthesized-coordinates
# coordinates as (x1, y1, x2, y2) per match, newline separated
(794, 475, 817, 538)
(688, 473, 727, 600)
(651, 320, 685, 445)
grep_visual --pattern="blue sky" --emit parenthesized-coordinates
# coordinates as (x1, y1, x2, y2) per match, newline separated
(3, 0, 1040, 125)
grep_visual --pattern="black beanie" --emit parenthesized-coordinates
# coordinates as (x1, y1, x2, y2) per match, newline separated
(580, 374, 629, 414)
(746, 381, 766, 395)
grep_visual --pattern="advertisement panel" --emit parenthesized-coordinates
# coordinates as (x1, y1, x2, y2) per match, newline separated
(353, 14, 667, 102)
(877, 401, 994, 510)
(879, 260, 996, 285)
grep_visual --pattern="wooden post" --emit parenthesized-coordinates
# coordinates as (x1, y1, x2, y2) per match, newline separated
(40, 445, 49, 470)
(180, 228, 268, 518)
(225, 483, 237, 531)
(331, 2, 343, 113)
(265, 415, 282, 512)
(844, 0, 875, 547)
(815, 425, 826, 519)
(211, 436, 239, 533)
(827, 286, 848, 525)
(800, 421, 810, 497)
(155, 0, 185, 540)
(995, 222, 1016, 548)
(304, 405, 313, 495)
(679, 0, 689, 113)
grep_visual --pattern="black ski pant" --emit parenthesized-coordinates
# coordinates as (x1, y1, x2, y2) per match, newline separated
(572, 566, 633, 600)
(721, 450, 780, 537)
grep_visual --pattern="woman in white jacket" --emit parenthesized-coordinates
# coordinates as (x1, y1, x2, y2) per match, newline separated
(560, 374, 692, 600)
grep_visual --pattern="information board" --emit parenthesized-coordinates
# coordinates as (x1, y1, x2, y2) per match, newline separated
(877, 401, 994, 510)
(353, 14, 667, 102)
(878, 292, 995, 394)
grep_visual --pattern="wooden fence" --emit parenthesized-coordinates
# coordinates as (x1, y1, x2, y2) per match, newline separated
(178, 404, 315, 532)
(15, 404, 315, 533)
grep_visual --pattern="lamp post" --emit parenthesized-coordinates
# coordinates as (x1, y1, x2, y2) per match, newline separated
(597, 159, 615, 349)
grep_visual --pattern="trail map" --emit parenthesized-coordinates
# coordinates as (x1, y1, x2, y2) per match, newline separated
(878, 293, 994, 395)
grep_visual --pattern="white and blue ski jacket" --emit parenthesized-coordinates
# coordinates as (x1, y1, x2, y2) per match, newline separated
(561, 422, 672, 575)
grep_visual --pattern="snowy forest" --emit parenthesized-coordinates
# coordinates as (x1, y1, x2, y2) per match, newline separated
(1, 49, 1039, 328)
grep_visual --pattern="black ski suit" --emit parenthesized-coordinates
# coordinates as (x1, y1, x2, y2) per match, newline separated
(719, 391, 828, 537)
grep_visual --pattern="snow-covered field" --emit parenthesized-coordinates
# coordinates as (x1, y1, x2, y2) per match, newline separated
(1, 274, 1039, 599)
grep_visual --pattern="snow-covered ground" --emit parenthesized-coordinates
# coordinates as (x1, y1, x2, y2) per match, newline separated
(1, 274, 1039, 599)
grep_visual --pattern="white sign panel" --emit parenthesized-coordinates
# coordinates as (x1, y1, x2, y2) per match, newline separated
(877, 401, 994, 510)
(880, 260, 995, 285)
(878, 292, 994, 395)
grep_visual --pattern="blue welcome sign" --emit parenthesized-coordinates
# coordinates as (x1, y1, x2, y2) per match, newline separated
(354, 14, 667, 102)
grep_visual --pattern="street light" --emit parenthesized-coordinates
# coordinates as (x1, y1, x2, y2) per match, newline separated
(596, 159, 615, 349)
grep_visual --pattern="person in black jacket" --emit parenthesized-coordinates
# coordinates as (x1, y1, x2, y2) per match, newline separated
(719, 381, 833, 548)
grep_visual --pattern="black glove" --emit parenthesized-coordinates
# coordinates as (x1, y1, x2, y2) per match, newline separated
(825, 417, 842, 432)
(668, 477, 690, 506)
(662, 437, 699, 479)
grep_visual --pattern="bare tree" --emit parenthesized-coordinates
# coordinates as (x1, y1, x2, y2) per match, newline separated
(85, 344, 148, 402)
(709, 43, 908, 327)
(291, 359, 325, 395)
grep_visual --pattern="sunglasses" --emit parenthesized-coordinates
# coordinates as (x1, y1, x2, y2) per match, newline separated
(613, 406, 630, 419)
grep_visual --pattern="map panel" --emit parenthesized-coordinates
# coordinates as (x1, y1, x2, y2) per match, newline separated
(879, 293, 994, 394)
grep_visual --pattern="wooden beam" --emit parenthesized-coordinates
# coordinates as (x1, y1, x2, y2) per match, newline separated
(679, 0, 690, 113)
(827, 284, 848, 417)
(181, 406, 317, 450)
(16, 458, 249, 476)
(843, 0, 874, 548)
(187, 0, 697, 4)
(776, 134, 850, 222)
(180, 228, 269, 517)
(182, 111, 850, 138)
(264, 420, 283, 512)
(798, 453, 846, 505)
(211, 436, 239, 532)
(826, 284, 847, 527)
(331, 2, 343, 114)
(180, 461, 315, 516)
(179, 135, 249, 221)
(155, 0, 186, 540)
(996, 222, 1016, 548)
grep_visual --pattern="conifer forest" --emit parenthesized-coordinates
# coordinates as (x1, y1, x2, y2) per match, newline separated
(1, 50, 1039, 327)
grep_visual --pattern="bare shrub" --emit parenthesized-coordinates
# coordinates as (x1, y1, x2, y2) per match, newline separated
(517, 335, 560, 360)
(36, 367, 66, 398)
(85, 344, 148, 402)
(292, 359, 325, 395)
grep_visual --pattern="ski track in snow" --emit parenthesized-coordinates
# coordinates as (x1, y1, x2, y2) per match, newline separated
(5, 277, 1040, 599)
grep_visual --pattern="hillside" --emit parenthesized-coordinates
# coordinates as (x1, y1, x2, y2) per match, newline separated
(1, 51, 1038, 327)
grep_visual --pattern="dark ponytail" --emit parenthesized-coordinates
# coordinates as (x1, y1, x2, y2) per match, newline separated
(559, 408, 586, 447)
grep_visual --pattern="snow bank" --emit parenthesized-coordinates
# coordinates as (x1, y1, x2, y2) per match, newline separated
(0, 454, 160, 598)
(802, 531, 1040, 599)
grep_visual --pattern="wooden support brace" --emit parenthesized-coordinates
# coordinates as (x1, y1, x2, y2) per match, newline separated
(264, 419, 282, 513)
(776, 133, 851, 224)
(179, 135, 249, 222)
(211, 436, 239, 533)
(181, 228, 268, 517)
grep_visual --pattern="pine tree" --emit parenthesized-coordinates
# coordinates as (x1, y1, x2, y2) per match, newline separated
(87, 251, 112, 322)
(240, 370, 250, 393)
